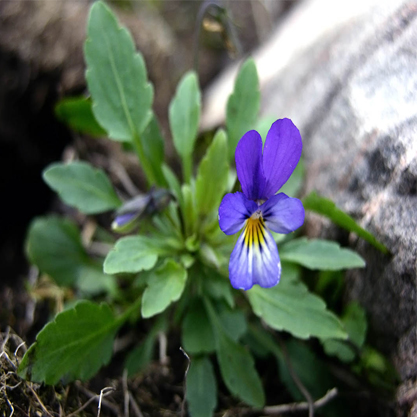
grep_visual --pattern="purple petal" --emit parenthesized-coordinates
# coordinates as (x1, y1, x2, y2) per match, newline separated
(261, 193, 305, 234)
(219, 192, 258, 235)
(262, 119, 302, 198)
(229, 218, 281, 290)
(235, 130, 266, 201)
(112, 212, 138, 229)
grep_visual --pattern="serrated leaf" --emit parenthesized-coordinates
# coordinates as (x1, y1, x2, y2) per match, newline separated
(55, 96, 106, 137)
(142, 113, 166, 186)
(303, 191, 389, 254)
(280, 238, 366, 270)
(182, 300, 215, 354)
(18, 301, 120, 384)
(205, 298, 265, 407)
(247, 280, 347, 340)
(195, 129, 229, 217)
(169, 71, 201, 159)
(26, 216, 87, 286)
(104, 235, 167, 274)
(43, 161, 121, 214)
(85, 1, 153, 142)
(226, 58, 260, 160)
(186, 356, 217, 417)
(142, 259, 187, 318)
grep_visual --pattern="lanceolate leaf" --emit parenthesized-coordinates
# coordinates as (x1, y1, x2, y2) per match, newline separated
(186, 357, 217, 417)
(26, 216, 88, 286)
(141, 259, 187, 318)
(280, 238, 366, 270)
(43, 161, 121, 214)
(205, 298, 265, 408)
(141, 114, 166, 186)
(162, 164, 183, 205)
(195, 129, 229, 217)
(55, 96, 106, 137)
(104, 235, 166, 274)
(85, 1, 153, 142)
(303, 191, 389, 254)
(182, 300, 215, 354)
(247, 280, 347, 340)
(226, 58, 260, 160)
(18, 301, 121, 384)
(169, 71, 201, 159)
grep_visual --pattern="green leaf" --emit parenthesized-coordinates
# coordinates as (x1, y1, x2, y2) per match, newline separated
(142, 113, 166, 186)
(303, 191, 389, 254)
(18, 301, 120, 384)
(142, 259, 187, 318)
(162, 164, 183, 205)
(181, 184, 197, 238)
(278, 340, 335, 402)
(322, 302, 367, 362)
(226, 58, 260, 160)
(186, 356, 217, 417)
(182, 300, 215, 354)
(26, 217, 87, 286)
(205, 298, 265, 407)
(125, 335, 155, 376)
(322, 339, 356, 363)
(55, 96, 106, 137)
(195, 129, 229, 217)
(85, 1, 153, 142)
(218, 307, 247, 342)
(125, 316, 167, 376)
(279, 159, 304, 197)
(104, 235, 167, 274)
(169, 71, 201, 159)
(43, 161, 121, 214)
(77, 263, 117, 297)
(203, 270, 234, 308)
(256, 116, 276, 145)
(343, 302, 367, 348)
(280, 238, 366, 270)
(247, 279, 347, 340)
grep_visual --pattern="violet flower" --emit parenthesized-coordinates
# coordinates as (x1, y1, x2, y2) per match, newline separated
(218, 118, 305, 290)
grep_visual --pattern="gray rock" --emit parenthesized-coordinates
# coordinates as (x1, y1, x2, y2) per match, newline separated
(203, 0, 417, 414)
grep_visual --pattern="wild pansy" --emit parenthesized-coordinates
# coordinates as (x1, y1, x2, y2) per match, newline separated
(218, 118, 305, 290)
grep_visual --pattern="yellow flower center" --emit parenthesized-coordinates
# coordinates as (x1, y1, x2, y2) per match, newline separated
(244, 212, 266, 248)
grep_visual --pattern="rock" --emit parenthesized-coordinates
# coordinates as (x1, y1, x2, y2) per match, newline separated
(203, 0, 417, 415)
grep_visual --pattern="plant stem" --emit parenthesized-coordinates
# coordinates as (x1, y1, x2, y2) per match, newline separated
(117, 296, 142, 326)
